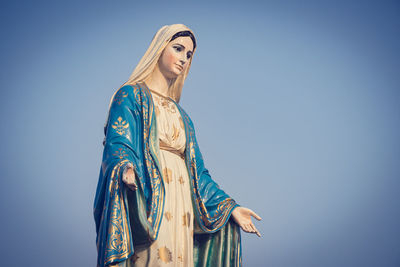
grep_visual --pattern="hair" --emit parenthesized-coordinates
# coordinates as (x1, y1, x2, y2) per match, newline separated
(170, 30, 197, 51)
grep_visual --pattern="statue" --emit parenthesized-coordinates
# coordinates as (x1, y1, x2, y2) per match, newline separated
(94, 23, 262, 267)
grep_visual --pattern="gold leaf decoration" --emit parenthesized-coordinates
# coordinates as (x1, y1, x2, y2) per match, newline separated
(111, 116, 129, 135)
(164, 211, 173, 221)
(182, 212, 191, 227)
(113, 90, 129, 105)
(171, 124, 180, 141)
(163, 167, 173, 184)
(157, 246, 172, 263)
(112, 148, 128, 159)
(178, 254, 184, 262)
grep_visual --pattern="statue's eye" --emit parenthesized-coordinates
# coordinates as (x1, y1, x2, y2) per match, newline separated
(187, 53, 192, 59)
(174, 46, 182, 52)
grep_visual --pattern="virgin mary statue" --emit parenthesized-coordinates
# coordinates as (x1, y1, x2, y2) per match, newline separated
(94, 23, 262, 267)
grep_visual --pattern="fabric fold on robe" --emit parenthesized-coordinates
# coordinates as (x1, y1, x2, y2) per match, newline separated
(94, 82, 242, 267)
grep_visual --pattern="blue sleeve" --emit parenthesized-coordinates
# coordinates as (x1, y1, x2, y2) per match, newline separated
(102, 85, 144, 183)
(94, 85, 144, 267)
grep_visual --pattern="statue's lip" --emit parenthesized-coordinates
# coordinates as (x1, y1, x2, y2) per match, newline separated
(175, 64, 183, 71)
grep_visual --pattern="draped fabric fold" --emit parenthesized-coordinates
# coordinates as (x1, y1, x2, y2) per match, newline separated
(194, 218, 242, 267)
(94, 82, 242, 267)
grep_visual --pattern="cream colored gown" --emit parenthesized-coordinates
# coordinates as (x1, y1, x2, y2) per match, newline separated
(113, 89, 195, 267)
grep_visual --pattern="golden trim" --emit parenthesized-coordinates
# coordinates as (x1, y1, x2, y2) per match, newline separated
(133, 82, 165, 240)
(104, 159, 132, 265)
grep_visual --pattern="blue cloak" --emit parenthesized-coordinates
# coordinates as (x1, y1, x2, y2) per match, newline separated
(94, 82, 242, 266)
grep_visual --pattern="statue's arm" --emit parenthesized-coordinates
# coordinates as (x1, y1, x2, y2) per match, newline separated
(189, 116, 262, 236)
(187, 118, 240, 232)
(102, 85, 142, 189)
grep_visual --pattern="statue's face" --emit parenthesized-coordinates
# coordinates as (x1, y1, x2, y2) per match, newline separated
(158, 36, 194, 79)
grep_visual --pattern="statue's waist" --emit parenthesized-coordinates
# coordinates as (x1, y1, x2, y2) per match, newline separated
(159, 139, 185, 160)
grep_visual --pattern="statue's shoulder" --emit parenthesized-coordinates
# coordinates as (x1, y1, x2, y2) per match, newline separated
(120, 82, 144, 99)
(112, 82, 149, 106)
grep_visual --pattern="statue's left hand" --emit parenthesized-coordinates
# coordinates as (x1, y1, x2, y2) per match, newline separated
(231, 206, 262, 237)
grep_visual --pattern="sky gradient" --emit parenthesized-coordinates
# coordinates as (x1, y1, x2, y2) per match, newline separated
(0, 0, 399, 266)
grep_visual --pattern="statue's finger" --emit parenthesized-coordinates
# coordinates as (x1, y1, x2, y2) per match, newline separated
(242, 224, 251, 233)
(246, 224, 255, 233)
(251, 210, 262, 221)
(249, 223, 255, 232)
(250, 224, 261, 237)
(249, 224, 257, 233)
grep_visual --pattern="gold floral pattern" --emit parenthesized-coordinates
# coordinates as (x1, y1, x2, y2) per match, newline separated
(163, 167, 173, 184)
(178, 175, 185, 184)
(112, 147, 128, 159)
(113, 88, 129, 105)
(111, 116, 129, 135)
(182, 212, 191, 227)
(157, 246, 173, 263)
(152, 93, 177, 114)
(164, 211, 173, 221)
(178, 254, 184, 262)
(171, 124, 180, 141)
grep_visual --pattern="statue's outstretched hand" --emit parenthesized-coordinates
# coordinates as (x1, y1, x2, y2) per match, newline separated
(122, 166, 137, 191)
(231, 206, 262, 237)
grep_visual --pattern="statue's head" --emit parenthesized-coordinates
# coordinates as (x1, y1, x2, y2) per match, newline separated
(157, 30, 196, 80)
(123, 24, 197, 103)
(104, 25, 196, 145)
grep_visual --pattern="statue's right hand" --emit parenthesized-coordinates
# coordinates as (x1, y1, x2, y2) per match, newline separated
(122, 166, 137, 191)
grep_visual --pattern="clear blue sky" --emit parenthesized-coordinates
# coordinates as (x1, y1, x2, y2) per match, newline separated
(0, 0, 399, 266)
